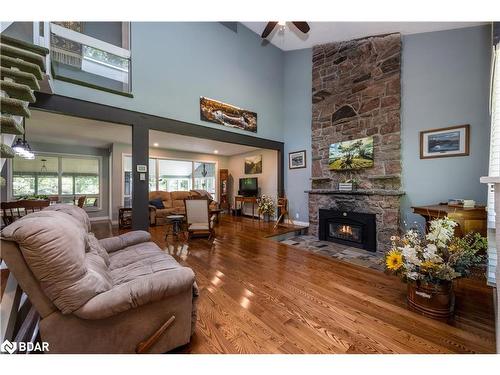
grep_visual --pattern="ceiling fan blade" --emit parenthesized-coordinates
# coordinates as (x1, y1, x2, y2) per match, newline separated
(292, 22, 310, 34)
(261, 22, 278, 38)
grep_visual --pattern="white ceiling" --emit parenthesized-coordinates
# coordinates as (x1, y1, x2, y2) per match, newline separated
(27, 110, 131, 148)
(27, 110, 259, 156)
(149, 130, 258, 156)
(242, 22, 488, 51)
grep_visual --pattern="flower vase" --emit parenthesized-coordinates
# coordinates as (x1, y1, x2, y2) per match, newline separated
(407, 281, 454, 319)
(263, 213, 271, 222)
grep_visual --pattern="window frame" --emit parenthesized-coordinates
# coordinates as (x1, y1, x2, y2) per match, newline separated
(8, 152, 103, 212)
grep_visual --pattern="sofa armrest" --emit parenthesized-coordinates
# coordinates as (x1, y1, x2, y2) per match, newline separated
(73, 267, 195, 319)
(99, 230, 151, 253)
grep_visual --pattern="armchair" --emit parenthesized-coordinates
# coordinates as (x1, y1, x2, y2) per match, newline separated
(0, 205, 198, 353)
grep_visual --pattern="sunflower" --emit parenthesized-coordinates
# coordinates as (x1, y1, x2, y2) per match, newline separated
(386, 250, 403, 271)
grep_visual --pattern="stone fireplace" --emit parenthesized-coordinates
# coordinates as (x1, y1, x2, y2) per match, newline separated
(308, 33, 404, 252)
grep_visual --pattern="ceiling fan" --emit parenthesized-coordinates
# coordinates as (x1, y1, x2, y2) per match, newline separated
(261, 21, 310, 38)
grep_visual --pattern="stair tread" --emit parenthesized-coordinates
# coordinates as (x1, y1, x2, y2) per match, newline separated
(0, 34, 49, 57)
(1, 143, 16, 159)
(0, 67, 40, 91)
(0, 80, 35, 103)
(0, 43, 46, 72)
(0, 55, 44, 80)
(0, 115, 24, 135)
(0, 96, 31, 117)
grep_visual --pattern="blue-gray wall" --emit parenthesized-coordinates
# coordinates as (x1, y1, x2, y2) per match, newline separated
(401, 25, 491, 225)
(50, 23, 491, 225)
(283, 48, 312, 223)
(281, 25, 491, 224)
(53, 22, 285, 142)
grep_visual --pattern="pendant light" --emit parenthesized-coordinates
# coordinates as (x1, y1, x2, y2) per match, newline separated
(40, 159, 48, 173)
(12, 118, 35, 159)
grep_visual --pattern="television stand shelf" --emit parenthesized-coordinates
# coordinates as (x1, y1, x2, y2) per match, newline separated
(234, 196, 259, 220)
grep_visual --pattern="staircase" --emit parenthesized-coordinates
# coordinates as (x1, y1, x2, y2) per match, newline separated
(0, 34, 50, 173)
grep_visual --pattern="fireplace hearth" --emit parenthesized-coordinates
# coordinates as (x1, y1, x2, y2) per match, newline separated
(319, 209, 376, 252)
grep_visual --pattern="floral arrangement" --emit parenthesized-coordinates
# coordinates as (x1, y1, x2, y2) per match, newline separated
(257, 195, 275, 216)
(385, 217, 486, 284)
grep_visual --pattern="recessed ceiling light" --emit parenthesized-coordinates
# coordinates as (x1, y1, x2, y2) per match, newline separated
(213, 150, 219, 154)
(153, 142, 159, 147)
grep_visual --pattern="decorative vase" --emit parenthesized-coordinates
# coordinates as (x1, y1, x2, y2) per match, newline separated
(263, 213, 271, 222)
(407, 281, 455, 319)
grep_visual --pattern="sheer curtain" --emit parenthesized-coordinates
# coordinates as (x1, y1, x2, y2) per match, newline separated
(487, 43, 500, 286)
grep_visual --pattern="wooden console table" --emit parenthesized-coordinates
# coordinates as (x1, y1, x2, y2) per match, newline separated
(234, 196, 259, 220)
(412, 204, 487, 237)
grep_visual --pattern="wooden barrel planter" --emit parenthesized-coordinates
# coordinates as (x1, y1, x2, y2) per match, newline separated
(407, 281, 455, 319)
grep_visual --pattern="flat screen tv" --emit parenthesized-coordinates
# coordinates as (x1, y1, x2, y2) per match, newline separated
(239, 177, 258, 196)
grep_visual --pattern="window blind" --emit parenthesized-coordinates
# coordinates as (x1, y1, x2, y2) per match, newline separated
(487, 43, 500, 286)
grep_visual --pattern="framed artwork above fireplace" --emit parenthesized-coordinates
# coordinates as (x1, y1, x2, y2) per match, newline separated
(328, 136, 374, 171)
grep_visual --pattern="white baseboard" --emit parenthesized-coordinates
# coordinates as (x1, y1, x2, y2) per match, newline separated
(89, 216, 111, 222)
(287, 219, 309, 227)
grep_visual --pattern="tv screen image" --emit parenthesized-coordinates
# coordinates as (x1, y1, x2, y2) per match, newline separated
(239, 178, 258, 196)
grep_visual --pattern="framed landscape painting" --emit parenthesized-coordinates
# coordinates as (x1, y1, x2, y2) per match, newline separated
(420, 124, 470, 159)
(329, 136, 374, 171)
(289, 150, 306, 169)
(200, 96, 257, 133)
(245, 155, 262, 174)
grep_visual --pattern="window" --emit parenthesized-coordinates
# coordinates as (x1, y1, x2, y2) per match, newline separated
(11, 154, 101, 210)
(158, 159, 192, 192)
(487, 43, 500, 286)
(194, 162, 216, 195)
(49, 22, 131, 95)
(122, 156, 217, 205)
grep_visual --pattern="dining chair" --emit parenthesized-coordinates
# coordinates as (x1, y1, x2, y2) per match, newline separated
(1, 199, 50, 226)
(184, 197, 215, 240)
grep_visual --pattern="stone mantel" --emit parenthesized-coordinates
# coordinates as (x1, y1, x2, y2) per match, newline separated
(306, 189, 405, 196)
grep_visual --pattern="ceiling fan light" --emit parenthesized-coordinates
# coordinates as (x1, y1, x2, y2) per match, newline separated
(12, 138, 25, 155)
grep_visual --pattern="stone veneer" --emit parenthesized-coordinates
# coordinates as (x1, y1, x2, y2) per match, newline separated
(308, 33, 403, 252)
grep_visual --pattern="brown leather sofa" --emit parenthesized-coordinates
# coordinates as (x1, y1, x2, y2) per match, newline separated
(0, 204, 198, 353)
(149, 190, 218, 225)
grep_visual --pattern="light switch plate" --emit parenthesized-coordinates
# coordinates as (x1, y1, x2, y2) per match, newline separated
(139, 173, 146, 181)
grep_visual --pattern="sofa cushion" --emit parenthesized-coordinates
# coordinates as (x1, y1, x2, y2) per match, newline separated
(44, 204, 91, 232)
(86, 233, 110, 266)
(73, 239, 194, 320)
(149, 198, 165, 209)
(99, 230, 151, 253)
(170, 191, 192, 201)
(109, 242, 181, 285)
(1, 210, 111, 313)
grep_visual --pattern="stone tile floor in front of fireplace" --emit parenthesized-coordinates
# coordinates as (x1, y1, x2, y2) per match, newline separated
(279, 235, 384, 271)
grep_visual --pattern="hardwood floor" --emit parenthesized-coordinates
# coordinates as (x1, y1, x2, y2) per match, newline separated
(120, 215, 495, 354)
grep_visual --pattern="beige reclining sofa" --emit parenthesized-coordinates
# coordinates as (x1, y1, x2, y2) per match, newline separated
(0, 204, 198, 353)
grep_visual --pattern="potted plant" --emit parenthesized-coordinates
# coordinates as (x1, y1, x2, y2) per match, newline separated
(257, 195, 275, 222)
(384, 217, 486, 319)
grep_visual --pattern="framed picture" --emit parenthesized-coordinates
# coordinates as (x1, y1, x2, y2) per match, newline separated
(420, 124, 470, 159)
(200, 97, 257, 133)
(289, 150, 306, 169)
(328, 136, 374, 171)
(244, 155, 262, 174)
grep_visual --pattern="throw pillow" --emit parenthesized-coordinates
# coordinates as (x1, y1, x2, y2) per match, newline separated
(149, 198, 165, 209)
